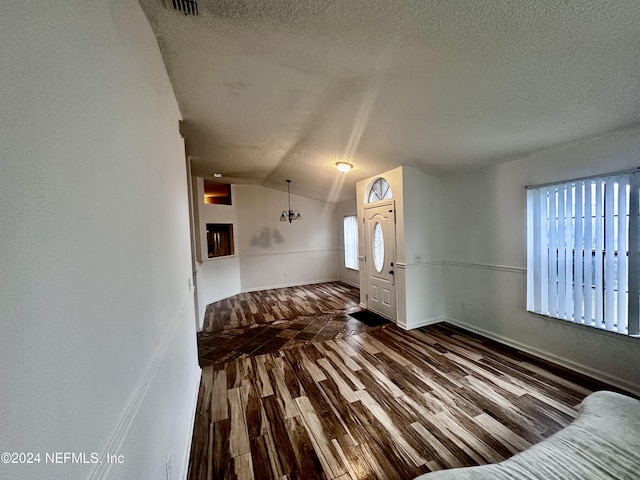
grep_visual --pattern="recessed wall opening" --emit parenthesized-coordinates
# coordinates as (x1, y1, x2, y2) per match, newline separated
(204, 181, 232, 205)
(206, 223, 234, 258)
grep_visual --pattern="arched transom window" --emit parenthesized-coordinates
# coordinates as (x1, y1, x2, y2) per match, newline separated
(367, 178, 392, 203)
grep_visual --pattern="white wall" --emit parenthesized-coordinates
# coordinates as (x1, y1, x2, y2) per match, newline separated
(335, 200, 360, 287)
(441, 125, 640, 394)
(400, 166, 445, 328)
(236, 185, 338, 291)
(194, 179, 241, 329)
(193, 182, 339, 320)
(0, 1, 200, 479)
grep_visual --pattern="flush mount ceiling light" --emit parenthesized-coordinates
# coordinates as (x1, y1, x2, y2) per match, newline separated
(212, 173, 223, 178)
(280, 180, 302, 223)
(336, 162, 353, 173)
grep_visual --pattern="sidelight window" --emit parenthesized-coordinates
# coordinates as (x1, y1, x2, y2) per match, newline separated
(343, 216, 359, 270)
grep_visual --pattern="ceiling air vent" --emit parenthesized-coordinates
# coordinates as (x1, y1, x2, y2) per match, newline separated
(171, 0, 198, 16)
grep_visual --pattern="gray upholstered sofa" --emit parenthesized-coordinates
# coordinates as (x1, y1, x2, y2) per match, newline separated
(415, 390, 640, 480)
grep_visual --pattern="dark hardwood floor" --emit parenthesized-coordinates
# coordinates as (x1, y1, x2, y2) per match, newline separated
(188, 282, 608, 480)
(197, 283, 388, 366)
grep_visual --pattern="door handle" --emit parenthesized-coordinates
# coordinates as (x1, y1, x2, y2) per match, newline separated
(389, 270, 394, 275)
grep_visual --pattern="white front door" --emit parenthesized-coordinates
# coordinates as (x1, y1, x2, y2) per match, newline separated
(364, 200, 396, 321)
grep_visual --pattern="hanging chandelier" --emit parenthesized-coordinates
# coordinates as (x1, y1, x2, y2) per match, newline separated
(280, 179, 302, 223)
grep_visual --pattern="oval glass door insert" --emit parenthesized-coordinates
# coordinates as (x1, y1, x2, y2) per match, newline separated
(373, 221, 384, 273)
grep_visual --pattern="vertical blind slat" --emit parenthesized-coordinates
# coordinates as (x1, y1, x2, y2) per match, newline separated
(548, 187, 558, 317)
(628, 175, 640, 336)
(533, 189, 542, 313)
(526, 190, 535, 312)
(540, 187, 549, 314)
(604, 179, 616, 330)
(558, 186, 567, 318)
(583, 181, 593, 326)
(564, 184, 574, 320)
(617, 176, 629, 333)
(595, 181, 604, 328)
(574, 182, 584, 323)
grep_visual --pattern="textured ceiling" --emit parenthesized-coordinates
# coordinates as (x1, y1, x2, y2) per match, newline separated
(139, 0, 640, 203)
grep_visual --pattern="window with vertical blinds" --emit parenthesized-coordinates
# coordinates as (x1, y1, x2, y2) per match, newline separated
(344, 215, 359, 270)
(526, 171, 640, 336)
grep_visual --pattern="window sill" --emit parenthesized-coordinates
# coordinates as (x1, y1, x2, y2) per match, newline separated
(528, 310, 640, 345)
(206, 254, 237, 261)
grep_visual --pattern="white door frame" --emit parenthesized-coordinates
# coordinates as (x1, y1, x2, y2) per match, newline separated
(362, 200, 397, 322)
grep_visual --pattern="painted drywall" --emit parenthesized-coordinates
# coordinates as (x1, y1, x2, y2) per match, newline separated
(400, 166, 445, 327)
(196, 255, 241, 326)
(356, 166, 443, 328)
(0, 1, 200, 479)
(193, 182, 339, 315)
(235, 185, 338, 292)
(335, 199, 360, 287)
(194, 179, 241, 329)
(441, 125, 640, 394)
(194, 179, 239, 263)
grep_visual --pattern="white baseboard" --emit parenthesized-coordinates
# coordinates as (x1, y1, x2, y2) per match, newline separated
(337, 278, 359, 288)
(203, 290, 242, 306)
(203, 280, 345, 303)
(239, 248, 338, 258)
(399, 316, 444, 331)
(179, 368, 202, 480)
(88, 292, 196, 480)
(443, 317, 640, 397)
(241, 278, 339, 294)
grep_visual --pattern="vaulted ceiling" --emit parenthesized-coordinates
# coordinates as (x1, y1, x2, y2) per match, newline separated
(139, 0, 640, 203)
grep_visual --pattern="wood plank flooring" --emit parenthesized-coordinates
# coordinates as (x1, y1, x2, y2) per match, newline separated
(201, 283, 362, 333)
(198, 283, 388, 366)
(189, 282, 611, 480)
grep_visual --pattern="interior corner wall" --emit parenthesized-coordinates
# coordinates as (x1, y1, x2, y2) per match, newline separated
(194, 182, 340, 313)
(441, 125, 640, 394)
(336, 200, 360, 287)
(235, 185, 339, 292)
(0, 1, 200, 479)
(194, 179, 241, 330)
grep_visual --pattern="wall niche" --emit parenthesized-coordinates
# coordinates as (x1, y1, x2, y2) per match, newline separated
(204, 181, 232, 205)
(206, 223, 234, 258)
